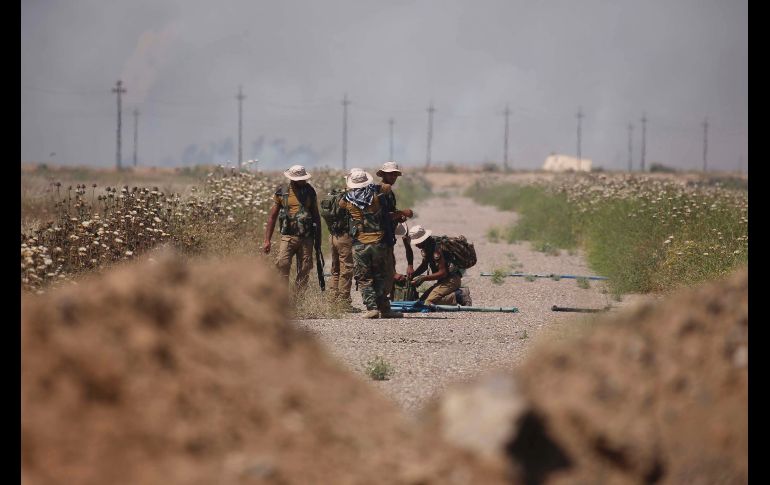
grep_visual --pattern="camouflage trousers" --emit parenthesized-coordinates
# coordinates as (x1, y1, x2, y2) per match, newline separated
(329, 233, 354, 304)
(384, 245, 396, 300)
(353, 240, 390, 312)
(276, 235, 314, 292)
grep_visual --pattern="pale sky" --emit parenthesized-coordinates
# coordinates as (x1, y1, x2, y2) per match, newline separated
(21, 0, 748, 172)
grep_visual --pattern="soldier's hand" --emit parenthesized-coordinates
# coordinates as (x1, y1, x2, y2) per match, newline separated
(411, 275, 425, 286)
(263, 240, 271, 254)
(406, 265, 415, 279)
(394, 273, 406, 282)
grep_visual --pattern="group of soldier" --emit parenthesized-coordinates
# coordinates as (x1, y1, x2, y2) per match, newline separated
(263, 162, 471, 319)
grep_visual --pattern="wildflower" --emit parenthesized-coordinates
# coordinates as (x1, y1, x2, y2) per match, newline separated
(125, 251, 133, 256)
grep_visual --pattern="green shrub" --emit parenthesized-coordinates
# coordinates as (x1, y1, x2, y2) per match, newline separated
(365, 356, 394, 381)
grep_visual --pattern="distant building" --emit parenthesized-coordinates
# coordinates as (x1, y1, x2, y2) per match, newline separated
(542, 154, 592, 172)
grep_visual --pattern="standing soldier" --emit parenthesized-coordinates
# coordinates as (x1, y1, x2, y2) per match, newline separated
(319, 169, 360, 312)
(376, 161, 415, 299)
(263, 165, 322, 293)
(339, 169, 404, 319)
(408, 225, 473, 306)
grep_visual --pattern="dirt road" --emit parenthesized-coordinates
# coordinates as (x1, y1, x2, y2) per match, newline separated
(294, 188, 650, 415)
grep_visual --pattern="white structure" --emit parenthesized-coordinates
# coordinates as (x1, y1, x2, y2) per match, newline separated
(542, 154, 592, 172)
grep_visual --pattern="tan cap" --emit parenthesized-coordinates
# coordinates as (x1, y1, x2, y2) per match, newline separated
(345, 169, 374, 189)
(283, 165, 311, 181)
(407, 224, 432, 245)
(376, 161, 402, 177)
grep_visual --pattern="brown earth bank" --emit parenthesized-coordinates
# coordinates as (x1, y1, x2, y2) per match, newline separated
(21, 251, 504, 485)
(424, 268, 748, 484)
(21, 250, 748, 484)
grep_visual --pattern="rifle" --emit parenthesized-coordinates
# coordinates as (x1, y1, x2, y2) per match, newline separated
(314, 223, 325, 291)
(389, 300, 519, 313)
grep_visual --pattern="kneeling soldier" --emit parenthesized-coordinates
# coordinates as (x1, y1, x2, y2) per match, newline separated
(408, 225, 472, 306)
(339, 169, 404, 319)
(263, 165, 321, 293)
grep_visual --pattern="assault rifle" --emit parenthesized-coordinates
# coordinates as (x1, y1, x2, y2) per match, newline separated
(314, 223, 325, 291)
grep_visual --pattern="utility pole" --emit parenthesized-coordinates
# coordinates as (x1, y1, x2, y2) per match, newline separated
(503, 105, 511, 171)
(389, 118, 395, 161)
(132, 108, 139, 167)
(112, 80, 126, 170)
(702, 117, 709, 172)
(236, 86, 246, 170)
(627, 123, 634, 172)
(426, 101, 435, 169)
(576, 107, 584, 166)
(640, 113, 647, 172)
(341, 93, 350, 171)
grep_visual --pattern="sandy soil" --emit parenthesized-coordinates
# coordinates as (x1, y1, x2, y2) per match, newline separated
(294, 189, 656, 415)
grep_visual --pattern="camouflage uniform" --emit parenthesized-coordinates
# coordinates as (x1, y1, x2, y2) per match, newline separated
(274, 183, 318, 291)
(339, 184, 392, 313)
(381, 190, 398, 299)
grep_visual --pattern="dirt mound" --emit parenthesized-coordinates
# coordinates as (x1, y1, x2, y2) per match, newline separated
(21, 252, 502, 485)
(432, 269, 748, 484)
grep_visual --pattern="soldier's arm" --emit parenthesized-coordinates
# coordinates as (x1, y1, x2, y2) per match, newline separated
(263, 203, 280, 253)
(403, 237, 415, 275)
(412, 256, 429, 277)
(418, 252, 447, 282)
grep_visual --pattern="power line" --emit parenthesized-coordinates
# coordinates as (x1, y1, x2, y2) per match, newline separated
(702, 116, 709, 172)
(576, 107, 584, 164)
(236, 86, 246, 169)
(627, 123, 634, 172)
(426, 101, 435, 169)
(503, 104, 511, 171)
(640, 112, 647, 172)
(112, 80, 126, 170)
(341, 93, 350, 171)
(133, 108, 139, 167)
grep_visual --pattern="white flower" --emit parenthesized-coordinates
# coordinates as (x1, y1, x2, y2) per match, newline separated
(125, 251, 134, 256)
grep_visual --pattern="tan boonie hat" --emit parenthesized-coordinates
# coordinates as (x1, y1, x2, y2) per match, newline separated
(344, 167, 364, 179)
(408, 224, 432, 245)
(283, 165, 312, 181)
(376, 161, 402, 177)
(346, 169, 374, 189)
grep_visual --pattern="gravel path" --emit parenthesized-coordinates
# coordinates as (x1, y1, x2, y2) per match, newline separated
(294, 190, 650, 416)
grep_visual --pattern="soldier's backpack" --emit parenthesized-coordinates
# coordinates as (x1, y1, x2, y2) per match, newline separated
(319, 189, 348, 235)
(436, 235, 477, 269)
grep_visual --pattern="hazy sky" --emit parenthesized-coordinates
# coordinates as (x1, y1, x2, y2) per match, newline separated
(21, 0, 748, 171)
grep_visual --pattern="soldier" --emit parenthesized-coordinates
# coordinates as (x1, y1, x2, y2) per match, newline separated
(375, 161, 415, 299)
(320, 169, 361, 312)
(339, 169, 404, 319)
(263, 165, 322, 292)
(408, 225, 472, 306)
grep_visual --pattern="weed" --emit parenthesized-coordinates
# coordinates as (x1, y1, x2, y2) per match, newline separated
(365, 356, 394, 381)
(525, 275, 536, 282)
(576, 277, 590, 289)
(487, 227, 501, 243)
(491, 268, 507, 285)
